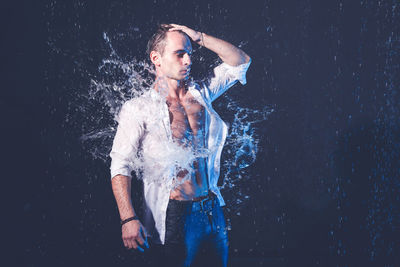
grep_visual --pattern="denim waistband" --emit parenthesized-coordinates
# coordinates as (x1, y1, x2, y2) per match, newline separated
(168, 193, 219, 213)
(191, 195, 219, 212)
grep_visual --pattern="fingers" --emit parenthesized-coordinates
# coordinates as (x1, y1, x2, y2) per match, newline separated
(169, 27, 183, 32)
(140, 227, 150, 249)
(136, 244, 145, 253)
(161, 23, 179, 27)
(168, 23, 183, 28)
(135, 231, 148, 252)
(124, 236, 146, 252)
(135, 232, 146, 247)
(122, 225, 149, 252)
(123, 238, 129, 248)
(123, 236, 137, 250)
(168, 23, 187, 32)
(134, 227, 149, 249)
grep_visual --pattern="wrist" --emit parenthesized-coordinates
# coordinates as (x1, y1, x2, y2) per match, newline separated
(193, 32, 204, 46)
(121, 215, 139, 226)
(198, 32, 205, 46)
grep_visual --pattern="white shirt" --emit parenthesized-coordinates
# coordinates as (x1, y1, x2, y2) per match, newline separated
(110, 60, 251, 244)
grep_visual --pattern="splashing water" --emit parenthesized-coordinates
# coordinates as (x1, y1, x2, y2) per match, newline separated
(221, 98, 273, 190)
(80, 33, 155, 160)
(80, 32, 273, 202)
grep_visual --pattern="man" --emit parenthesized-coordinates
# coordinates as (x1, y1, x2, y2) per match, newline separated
(110, 23, 251, 266)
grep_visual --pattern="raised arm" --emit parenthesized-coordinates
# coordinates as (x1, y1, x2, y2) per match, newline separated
(168, 23, 250, 66)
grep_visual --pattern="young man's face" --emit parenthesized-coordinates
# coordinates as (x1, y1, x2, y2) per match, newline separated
(157, 31, 192, 81)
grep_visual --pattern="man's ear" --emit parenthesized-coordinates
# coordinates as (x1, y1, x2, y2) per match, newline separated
(150, 51, 161, 67)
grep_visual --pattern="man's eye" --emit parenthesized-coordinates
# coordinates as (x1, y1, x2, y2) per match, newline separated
(178, 53, 184, 58)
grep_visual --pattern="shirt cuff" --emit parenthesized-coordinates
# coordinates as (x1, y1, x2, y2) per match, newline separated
(222, 58, 251, 85)
(110, 167, 132, 180)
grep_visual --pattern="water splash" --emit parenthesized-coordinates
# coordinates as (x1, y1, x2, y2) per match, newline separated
(221, 97, 273, 190)
(80, 33, 154, 161)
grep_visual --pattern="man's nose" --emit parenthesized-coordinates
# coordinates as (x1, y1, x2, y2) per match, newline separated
(183, 54, 191, 66)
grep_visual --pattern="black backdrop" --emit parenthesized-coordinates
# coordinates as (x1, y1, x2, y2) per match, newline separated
(3, 0, 400, 266)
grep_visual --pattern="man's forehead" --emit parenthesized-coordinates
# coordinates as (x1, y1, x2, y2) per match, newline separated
(165, 31, 192, 52)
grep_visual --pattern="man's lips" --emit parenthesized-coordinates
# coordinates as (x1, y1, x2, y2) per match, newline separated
(181, 69, 190, 73)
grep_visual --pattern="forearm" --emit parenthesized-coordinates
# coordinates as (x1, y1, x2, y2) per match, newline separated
(199, 33, 250, 66)
(111, 174, 136, 220)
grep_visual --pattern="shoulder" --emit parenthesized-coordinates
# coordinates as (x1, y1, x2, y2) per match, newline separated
(117, 91, 155, 122)
(122, 91, 154, 110)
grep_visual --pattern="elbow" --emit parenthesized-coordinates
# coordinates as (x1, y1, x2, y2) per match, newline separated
(241, 51, 251, 65)
(222, 53, 251, 67)
(244, 54, 251, 64)
(235, 52, 251, 66)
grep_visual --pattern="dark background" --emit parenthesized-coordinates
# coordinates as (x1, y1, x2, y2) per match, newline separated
(3, 0, 400, 266)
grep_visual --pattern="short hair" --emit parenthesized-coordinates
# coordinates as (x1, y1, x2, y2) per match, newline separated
(146, 24, 188, 57)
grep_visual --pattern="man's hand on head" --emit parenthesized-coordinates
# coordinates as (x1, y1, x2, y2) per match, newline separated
(122, 220, 149, 252)
(167, 24, 203, 46)
(166, 23, 250, 65)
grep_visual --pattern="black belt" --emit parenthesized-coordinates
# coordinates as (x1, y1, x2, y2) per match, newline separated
(168, 191, 218, 212)
(191, 190, 216, 202)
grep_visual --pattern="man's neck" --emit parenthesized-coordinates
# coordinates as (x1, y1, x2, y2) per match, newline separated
(154, 76, 188, 99)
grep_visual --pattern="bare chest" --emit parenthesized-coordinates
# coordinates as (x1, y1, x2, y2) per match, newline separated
(166, 95, 204, 143)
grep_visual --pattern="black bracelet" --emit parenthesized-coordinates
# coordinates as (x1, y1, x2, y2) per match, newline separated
(121, 215, 139, 225)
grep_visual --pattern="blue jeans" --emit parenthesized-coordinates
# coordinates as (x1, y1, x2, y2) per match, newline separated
(164, 196, 228, 267)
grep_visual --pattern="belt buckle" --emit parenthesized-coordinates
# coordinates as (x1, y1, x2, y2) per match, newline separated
(198, 197, 205, 212)
(199, 196, 213, 212)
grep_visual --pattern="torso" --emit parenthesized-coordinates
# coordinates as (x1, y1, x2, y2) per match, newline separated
(166, 90, 209, 200)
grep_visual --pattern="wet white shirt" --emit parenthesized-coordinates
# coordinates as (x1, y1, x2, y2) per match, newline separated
(110, 60, 251, 244)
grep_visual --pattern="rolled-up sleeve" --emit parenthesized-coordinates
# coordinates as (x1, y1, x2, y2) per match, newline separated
(110, 100, 144, 179)
(205, 59, 251, 102)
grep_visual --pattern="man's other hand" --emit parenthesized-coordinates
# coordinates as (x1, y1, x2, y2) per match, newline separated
(122, 220, 149, 252)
